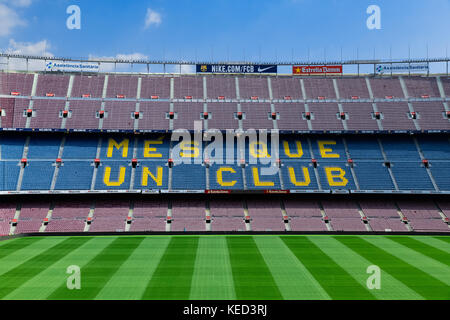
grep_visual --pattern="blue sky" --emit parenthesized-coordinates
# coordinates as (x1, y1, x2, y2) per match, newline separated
(0, 0, 449, 64)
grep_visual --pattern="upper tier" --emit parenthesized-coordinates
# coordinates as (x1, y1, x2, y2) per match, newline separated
(0, 72, 449, 132)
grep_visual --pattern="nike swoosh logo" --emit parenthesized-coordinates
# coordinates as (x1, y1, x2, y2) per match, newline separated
(257, 66, 273, 73)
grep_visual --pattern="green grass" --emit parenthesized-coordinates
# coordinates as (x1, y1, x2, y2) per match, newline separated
(0, 235, 448, 300)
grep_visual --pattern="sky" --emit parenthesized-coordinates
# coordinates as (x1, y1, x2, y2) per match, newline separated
(0, 0, 449, 72)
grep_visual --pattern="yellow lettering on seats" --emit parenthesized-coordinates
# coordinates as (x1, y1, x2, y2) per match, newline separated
(180, 141, 200, 158)
(283, 141, 303, 158)
(141, 167, 163, 186)
(249, 141, 270, 158)
(252, 167, 274, 187)
(288, 167, 310, 186)
(103, 167, 126, 186)
(107, 138, 129, 158)
(217, 167, 237, 187)
(318, 140, 339, 158)
(144, 137, 163, 158)
(325, 167, 348, 186)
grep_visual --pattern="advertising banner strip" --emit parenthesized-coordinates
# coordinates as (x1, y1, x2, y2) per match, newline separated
(293, 65, 343, 75)
(196, 64, 277, 74)
(46, 61, 100, 72)
(375, 63, 429, 74)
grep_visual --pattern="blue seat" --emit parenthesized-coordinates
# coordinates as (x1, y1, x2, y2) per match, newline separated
(27, 135, 61, 159)
(137, 135, 170, 160)
(311, 137, 346, 160)
(391, 162, 434, 190)
(95, 161, 131, 190)
(134, 161, 168, 190)
(353, 161, 395, 190)
(245, 165, 281, 189)
(429, 161, 450, 191)
(172, 164, 205, 190)
(209, 164, 244, 190)
(99, 137, 132, 160)
(381, 136, 420, 160)
(316, 162, 356, 190)
(345, 136, 383, 160)
(62, 136, 98, 159)
(55, 161, 94, 190)
(0, 136, 25, 159)
(0, 161, 20, 190)
(278, 137, 312, 160)
(417, 136, 450, 160)
(281, 161, 318, 190)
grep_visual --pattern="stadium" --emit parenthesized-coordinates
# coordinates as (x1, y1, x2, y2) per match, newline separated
(0, 51, 449, 301)
(1, 1, 450, 307)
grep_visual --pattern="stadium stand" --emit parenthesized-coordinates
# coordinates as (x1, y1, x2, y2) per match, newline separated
(358, 200, 409, 232)
(0, 73, 448, 132)
(171, 199, 206, 231)
(0, 133, 448, 193)
(246, 199, 285, 231)
(71, 74, 106, 98)
(130, 199, 167, 231)
(106, 75, 138, 99)
(0, 202, 16, 236)
(0, 197, 448, 234)
(283, 199, 328, 231)
(0, 71, 449, 234)
(206, 76, 237, 99)
(89, 200, 129, 232)
(45, 201, 90, 232)
(209, 199, 246, 231)
(14, 202, 49, 233)
(321, 200, 367, 231)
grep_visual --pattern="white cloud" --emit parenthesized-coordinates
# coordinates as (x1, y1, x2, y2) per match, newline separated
(144, 8, 162, 29)
(88, 53, 149, 63)
(116, 53, 149, 61)
(170, 64, 196, 74)
(0, 4, 26, 37)
(88, 53, 149, 72)
(5, 38, 53, 56)
(1, 39, 53, 71)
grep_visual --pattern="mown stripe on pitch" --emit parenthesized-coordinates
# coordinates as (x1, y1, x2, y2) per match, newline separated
(47, 237, 144, 300)
(141, 236, 199, 300)
(253, 236, 330, 300)
(0, 237, 90, 299)
(434, 236, 450, 244)
(308, 236, 423, 300)
(336, 236, 449, 300)
(387, 236, 450, 267)
(94, 237, 171, 300)
(362, 236, 450, 287)
(189, 237, 236, 300)
(0, 237, 67, 277)
(227, 236, 283, 300)
(5, 237, 113, 300)
(0, 238, 23, 247)
(281, 236, 375, 300)
(0, 237, 43, 260)
(415, 237, 450, 254)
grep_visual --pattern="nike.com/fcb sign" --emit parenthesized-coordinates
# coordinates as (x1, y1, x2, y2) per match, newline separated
(196, 64, 277, 74)
(293, 65, 343, 75)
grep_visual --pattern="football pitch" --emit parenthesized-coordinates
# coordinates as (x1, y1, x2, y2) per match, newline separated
(0, 235, 448, 300)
